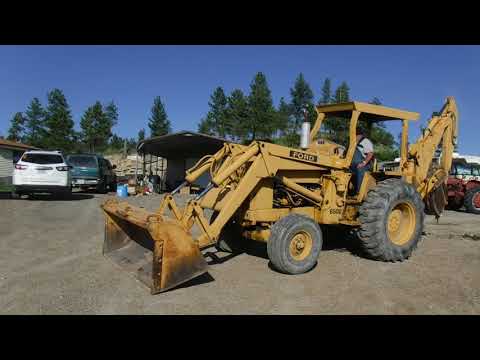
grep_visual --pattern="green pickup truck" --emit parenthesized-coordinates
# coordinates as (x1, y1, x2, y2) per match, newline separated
(66, 154, 117, 193)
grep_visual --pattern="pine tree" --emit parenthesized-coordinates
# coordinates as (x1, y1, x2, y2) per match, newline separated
(276, 97, 298, 147)
(138, 128, 145, 142)
(24, 98, 46, 147)
(318, 78, 332, 105)
(246, 72, 276, 141)
(198, 114, 216, 136)
(148, 96, 171, 137)
(276, 97, 291, 134)
(104, 101, 118, 130)
(197, 87, 229, 138)
(109, 134, 124, 151)
(79, 101, 118, 152)
(226, 89, 249, 142)
(44, 89, 75, 152)
(126, 137, 137, 151)
(366, 97, 400, 161)
(323, 81, 351, 144)
(101, 101, 118, 149)
(7, 112, 25, 142)
(334, 81, 350, 103)
(289, 73, 316, 130)
(80, 101, 109, 152)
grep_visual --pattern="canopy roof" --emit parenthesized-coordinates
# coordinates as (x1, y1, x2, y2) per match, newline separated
(316, 101, 420, 121)
(0, 139, 40, 151)
(137, 131, 227, 158)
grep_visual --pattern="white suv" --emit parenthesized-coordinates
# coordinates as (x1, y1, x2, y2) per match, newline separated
(13, 150, 72, 198)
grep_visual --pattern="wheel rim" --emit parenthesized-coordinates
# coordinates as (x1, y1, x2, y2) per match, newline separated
(289, 231, 313, 261)
(387, 202, 416, 246)
(473, 192, 480, 210)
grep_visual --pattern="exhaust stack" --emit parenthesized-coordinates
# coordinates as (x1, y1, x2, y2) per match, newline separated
(300, 109, 311, 150)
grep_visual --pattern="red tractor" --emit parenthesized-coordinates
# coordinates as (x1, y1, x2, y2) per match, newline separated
(447, 158, 480, 214)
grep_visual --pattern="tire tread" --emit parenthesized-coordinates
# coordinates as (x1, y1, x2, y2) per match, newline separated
(358, 179, 425, 262)
(464, 187, 480, 214)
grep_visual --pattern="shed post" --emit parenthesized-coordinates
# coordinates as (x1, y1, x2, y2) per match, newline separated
(135, 151, 138, 184)
(142, 153, 146, 181)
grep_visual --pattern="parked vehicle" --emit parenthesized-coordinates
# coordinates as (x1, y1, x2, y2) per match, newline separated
(66, 154, 117, 193)
(447, 158, 480, 214)
(12, 150, 72, 198)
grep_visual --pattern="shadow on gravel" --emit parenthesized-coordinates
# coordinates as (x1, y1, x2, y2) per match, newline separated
(162, 225, 370, 291)
(242, 226, 365, 259)
(200, 226, 366, 266)
(205, 251, 239, 265)
(75, 189, 117, 196)
(245, 240, 268, 259)
(171, 272, 215, 291)
(267, 259, 318, 274)
(321, 225, 365, 258)
(24, 193, 94, 201)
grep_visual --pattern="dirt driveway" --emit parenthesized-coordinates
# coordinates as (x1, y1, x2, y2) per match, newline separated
(1, 191, 479, 314)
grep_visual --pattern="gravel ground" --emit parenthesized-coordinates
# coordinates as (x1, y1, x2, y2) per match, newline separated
(1, 190, 479, 314)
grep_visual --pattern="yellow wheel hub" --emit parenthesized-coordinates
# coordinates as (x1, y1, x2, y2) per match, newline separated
(387, 202, 416, 245)
(289, 231, 313, 261)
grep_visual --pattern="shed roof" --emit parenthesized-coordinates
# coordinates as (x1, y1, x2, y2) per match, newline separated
(0, 139, 40, 151)
(316, 101, 420, 121)
(137, 131, 227, 158)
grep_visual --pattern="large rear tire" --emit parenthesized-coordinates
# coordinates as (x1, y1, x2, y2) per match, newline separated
(267, 213, 322, 274)
(447, 199, 463, 211)
(464, 187, 480, 214)
(358, 179, 424, 262)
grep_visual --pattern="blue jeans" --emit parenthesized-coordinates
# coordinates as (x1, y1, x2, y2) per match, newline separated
(350, 149, 372, 194)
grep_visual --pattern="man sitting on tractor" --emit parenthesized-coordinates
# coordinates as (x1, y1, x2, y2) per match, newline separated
(350, 128, 374, 193)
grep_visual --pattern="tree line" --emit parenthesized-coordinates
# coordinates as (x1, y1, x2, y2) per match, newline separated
(5, 89, 172, 155)
(197, 72, 398, 160)
(5, 73, 399, 161)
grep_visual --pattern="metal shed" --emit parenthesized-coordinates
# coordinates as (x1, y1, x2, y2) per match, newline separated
(136, 131, 227, 193)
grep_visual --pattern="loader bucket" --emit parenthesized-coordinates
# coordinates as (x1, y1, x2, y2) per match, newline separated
(101, 199, 208, 294)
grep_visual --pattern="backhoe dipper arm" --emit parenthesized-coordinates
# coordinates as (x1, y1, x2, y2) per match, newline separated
(408, 97, 459, 195)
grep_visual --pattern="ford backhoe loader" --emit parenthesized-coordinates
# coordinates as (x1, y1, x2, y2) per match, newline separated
(101, 97, 459, 294)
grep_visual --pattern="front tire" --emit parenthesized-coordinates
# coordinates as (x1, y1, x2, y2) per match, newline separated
(267, 214, 323, 275)
(97, 179, 107, 194)
(464, 187, 480, 214)
(110, 181, 117, 192)
(11, 191, 21, 199)
(358, 179, 424, 262)
(62, 187, 72, 199)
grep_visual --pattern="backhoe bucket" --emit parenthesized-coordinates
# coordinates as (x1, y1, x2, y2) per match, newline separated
(101, 199, 208, 294)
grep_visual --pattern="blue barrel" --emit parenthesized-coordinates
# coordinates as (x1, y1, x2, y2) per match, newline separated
(117, 184, 128, 198)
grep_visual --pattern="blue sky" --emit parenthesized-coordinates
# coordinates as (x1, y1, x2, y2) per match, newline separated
(0, 45, 478, 154)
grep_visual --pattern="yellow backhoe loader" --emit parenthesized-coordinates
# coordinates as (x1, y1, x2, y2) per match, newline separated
(101, 97, 459, 294)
